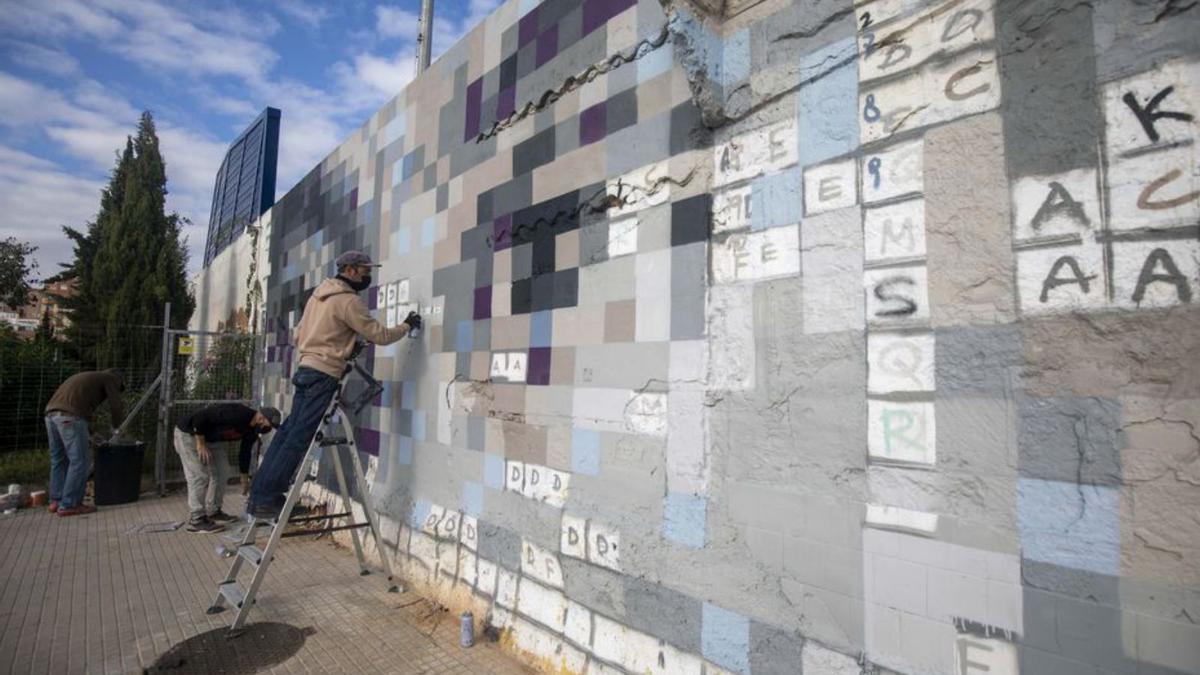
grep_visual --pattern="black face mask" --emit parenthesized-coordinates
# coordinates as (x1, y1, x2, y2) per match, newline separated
(339, 274, 371, 292)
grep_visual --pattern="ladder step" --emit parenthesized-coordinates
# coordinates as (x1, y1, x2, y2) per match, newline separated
(237, 545, 264, 566)
(288, 511, 350, 523)
(280, 522, 369, 538)
(218, 581, 246, 608)
(319, 437, 347, 446)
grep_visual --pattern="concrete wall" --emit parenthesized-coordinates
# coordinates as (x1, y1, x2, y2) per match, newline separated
(244, 0, 1200, 672)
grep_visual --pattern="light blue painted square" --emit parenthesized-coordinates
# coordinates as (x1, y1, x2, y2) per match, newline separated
(377, 342, 398, 358)
(530, 310, 553, 348)
(462, 481, 484, 517)
(456, 320, 473, 353)
(721, 30, 750, 87)
(484, 454, 506, 490)
(420, 217, 436, 248)
(571, 429, 601, 475)
(751, 168, 802, 230)
(410, 498, 431, 528)
(391, 158, 405, 187)
(393, 225, 411, 256)
(397, 436, 413, 465)
(1018, 477, 1119, 575)
(412, 411, 426, 442)
(384, 113, 405, 146)
(379, 381, 393, 408)
(797, 37, 859, 167)
(518, 0, 540, 17)
(401, 380, 415, 410)
(376, 439, 391, 484)
(637, 43, 674, 84)
(702, 603, 750, 674)
(663, 492, 706, 548)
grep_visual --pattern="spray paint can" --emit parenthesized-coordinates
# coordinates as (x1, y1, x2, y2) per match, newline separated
(408, 325, 421, 340)
(460, 611, 474, 647)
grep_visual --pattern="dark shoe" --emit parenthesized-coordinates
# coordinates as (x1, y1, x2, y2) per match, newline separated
(208, 510, 239, 523)
(187, 518, 225, 533)
(57, 504, 96, 517)
(47, 501, 58, 514)
(247, 503, 281, 522)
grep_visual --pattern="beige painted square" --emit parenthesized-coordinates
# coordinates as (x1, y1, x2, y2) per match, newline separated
(502, 420, 548, 465)
(494, 248, 513, 284)
(574, 304, 607, 346)
(470, 351, 490, 381)
(434, 238, 459, 269)
(428, 325, 443, 350)
(556, 230, 580, 270)
(438, 156, 449, 184)
(556, 87, 581, 124)
(534, 144, 605, 203)
(550, 347, 576, 385)
(604, 300, 636, 343)
(491, 315, 532, 350)
(545, 425, 572, 471)
(491, 383, 526, 419)
(638, 72, 674, 122)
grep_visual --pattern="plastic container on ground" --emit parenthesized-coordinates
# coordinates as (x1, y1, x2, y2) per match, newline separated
(94, 442, 145, 505)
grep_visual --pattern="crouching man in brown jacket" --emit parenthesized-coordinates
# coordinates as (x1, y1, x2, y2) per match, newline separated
(44, 369, 124, 516)
(246, 250, 421, 521)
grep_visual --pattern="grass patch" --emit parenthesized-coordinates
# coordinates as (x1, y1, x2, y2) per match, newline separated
(0, 450, 50, 488)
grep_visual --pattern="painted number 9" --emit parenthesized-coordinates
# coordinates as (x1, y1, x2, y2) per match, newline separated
(863, 94, 881, 123)
(867, 157, 882, 189)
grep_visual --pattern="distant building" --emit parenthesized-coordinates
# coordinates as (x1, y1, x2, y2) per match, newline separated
(4, 278, 76, 339)
(203, 107, 281, 268)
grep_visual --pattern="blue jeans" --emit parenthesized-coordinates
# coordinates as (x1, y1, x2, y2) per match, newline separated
(46, 414, 90, 508)
(248, 367, 339, 510)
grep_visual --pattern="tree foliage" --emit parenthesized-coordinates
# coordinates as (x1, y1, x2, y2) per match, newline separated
(0, 237, 38, 310)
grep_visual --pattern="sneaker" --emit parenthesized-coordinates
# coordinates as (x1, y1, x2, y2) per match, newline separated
(47, 501, 58, 514)
(208, 510, 239, 523)
(57, 504, 96, 517)
(187, 518, 225, 533)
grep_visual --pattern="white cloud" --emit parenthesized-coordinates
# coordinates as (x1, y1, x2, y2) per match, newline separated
(376, 6, 421, 42)
(278, 0, 330, 29)
(3, 41, 80, 76)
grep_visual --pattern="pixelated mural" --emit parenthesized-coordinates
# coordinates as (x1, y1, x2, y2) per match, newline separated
(198, 0, 1200, 672)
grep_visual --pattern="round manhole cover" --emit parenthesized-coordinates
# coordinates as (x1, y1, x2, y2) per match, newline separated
(146, 622, 313, 674)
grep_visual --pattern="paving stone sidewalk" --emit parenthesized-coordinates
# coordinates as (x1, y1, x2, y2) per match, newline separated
(0, 489, 535, 675)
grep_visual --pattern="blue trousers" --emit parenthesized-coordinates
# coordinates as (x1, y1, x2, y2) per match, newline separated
(46, 414, 90, 508)
(248, 367, 339, 510)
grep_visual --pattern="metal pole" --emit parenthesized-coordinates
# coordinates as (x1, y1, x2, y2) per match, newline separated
(155, 302, 172, 496)
(416, 0, 435, 72)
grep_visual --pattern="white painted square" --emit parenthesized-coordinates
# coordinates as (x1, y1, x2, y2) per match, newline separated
(861, 138, 924, 204)
(457, 548, 478, 587)
(521, 539, 565, 588)
(1102, 59, 1199, 157)
(927, 48, 1002, 128)
(586, 521, 621, 571)
(564, 600, 592, 647)
(713, 184, 754, 233)
(396, 278, 410, 303)
(1107, 144, 1200, 231)
(521, 463, 545, 501)
(625, 391, 668, 436)
(385, 307, 397, 328)
(667, 388, 709, 495)
(864, 199, 926, 263)
(492, 281, 511, 317)
(859, 71, 929, 144)
(490, 351, 528, 382)
(714, 118, 799, 187)
(1011, 169, 1101, 241)
(438, 509, 461, 540)
(476, 558, 498, 596)
(386, 282, 397, 307)
(422, 504, 445, 536)
(496, 568, 519, 608)
(707, 284, 756, 390)
(561, 514, 588, 559)
(864, 265, 930, 324)
(712, 226, 801, 284)
(505, 461, 526, 493)
(1111, 238, 1199, 310)
(868, 332, 936, 394)
(608, 160, 672, 216)
(541, 468, 570, 509)
(804, 159, 857, 215)
(608, 216, 639, 258)
(956, 635, 1018, 675)
(1016, 242, 1106, 315)
(865, 503, 939, 534)
(868, 399, 936, 465)
(460, 514, 478, 551)
(516, 579, 568, 632)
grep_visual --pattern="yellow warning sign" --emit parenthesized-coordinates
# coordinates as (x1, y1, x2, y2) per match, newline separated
(177, 337, 194, 355)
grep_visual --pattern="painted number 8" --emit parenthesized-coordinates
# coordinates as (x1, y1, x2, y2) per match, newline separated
(863, 94, 881, 123)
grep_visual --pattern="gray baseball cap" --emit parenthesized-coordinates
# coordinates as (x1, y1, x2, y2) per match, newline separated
(335, 250, 381, 268)
(259, 407, 282, 429)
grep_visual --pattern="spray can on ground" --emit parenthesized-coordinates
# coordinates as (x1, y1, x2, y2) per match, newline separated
(460, 611, 474, 647)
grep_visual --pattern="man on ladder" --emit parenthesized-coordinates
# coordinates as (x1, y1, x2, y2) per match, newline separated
(246, 250, 421, 522)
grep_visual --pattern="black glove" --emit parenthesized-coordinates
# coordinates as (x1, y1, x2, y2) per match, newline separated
(403, 311, 423, 330)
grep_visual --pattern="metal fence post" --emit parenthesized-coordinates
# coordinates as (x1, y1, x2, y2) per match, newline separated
(155, 302, 172, 496)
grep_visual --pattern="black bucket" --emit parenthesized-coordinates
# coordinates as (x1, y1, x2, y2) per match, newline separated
(94, 442, 145, 505)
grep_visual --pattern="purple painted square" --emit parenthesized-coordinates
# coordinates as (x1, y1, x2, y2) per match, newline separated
(368, 286, 379, 310)
(276, 328, 289, 346)
(474, 285, 493, 320)
(493, 213, 513, 251)
(536, 27, 559, 67)
(497, 87, 516, 119)
(579, 102, 607, 145)
(527, 347, 552, 385)
(519, 8, 539, 46)
(464, 77, 483, 142)
(350, 187, 358, 211)
(357, 428, 381, 456)
(582, 0, 635, 35)
(267, 346, 276, 363)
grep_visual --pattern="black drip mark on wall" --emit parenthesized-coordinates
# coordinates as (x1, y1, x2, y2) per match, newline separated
(473, 25, 671, 142)
(487, 168, 698, 250)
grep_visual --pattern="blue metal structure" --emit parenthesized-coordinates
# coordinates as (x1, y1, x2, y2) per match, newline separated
(203, 107, 281, 267)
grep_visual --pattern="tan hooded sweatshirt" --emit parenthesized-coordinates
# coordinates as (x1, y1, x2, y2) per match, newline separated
(296, 277, 410, 378)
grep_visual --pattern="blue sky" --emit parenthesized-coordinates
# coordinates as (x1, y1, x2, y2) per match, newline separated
(0, 0, 499, 279)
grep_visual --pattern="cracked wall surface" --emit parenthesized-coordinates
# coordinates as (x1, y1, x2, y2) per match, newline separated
(193, 0, 1200, 672)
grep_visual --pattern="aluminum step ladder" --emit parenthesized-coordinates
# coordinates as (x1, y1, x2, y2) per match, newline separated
(207, 343, 400, 636)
